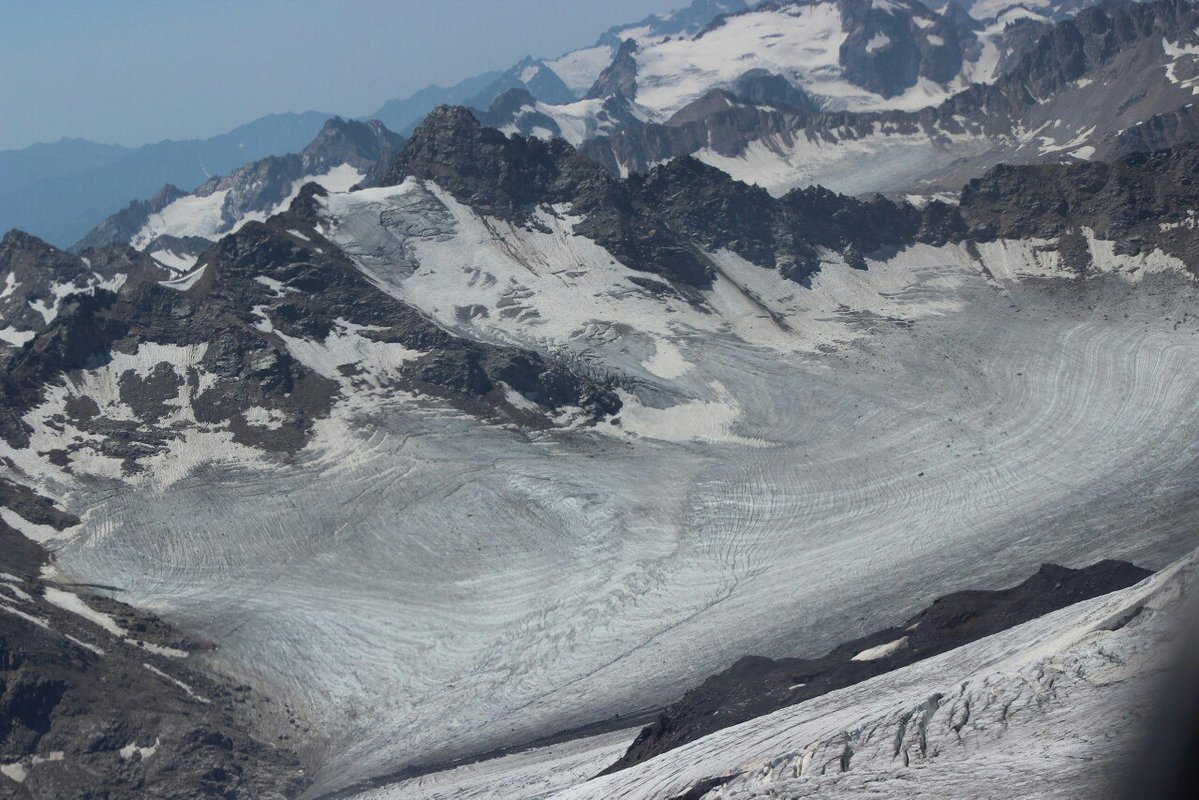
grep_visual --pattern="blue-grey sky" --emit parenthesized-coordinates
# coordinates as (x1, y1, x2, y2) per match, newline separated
(0, 0, 679, 151)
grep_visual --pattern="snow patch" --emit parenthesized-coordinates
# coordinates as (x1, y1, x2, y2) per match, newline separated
(0, 326, 35, 346)
(0, 271, 17, 299)
(0, 507, 69, 544)
(143, 663, 210, 704)
(158, 264, 206, 291)
(851, 635, 909, 661)
(244, 406, 287, 430)
(642, 338, 692, 379)
(133, 190, 230, 249)
(865, 33, 891, 53)
(274, 319, 422, 385)
(149, 249, 199, 273)
(603, 382, 766, 446)
(43, 587, 127, 636)
(119, 738, 160, 760)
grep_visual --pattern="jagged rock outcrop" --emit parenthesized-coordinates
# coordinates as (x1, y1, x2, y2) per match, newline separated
(0, 231, 141, 347)
(833, 0, 980, 98)
(392, 107, 1199, 288)
(2, 197, 622, 466)
(1113, 103, 1199, 158)
(384, 106, 715, 287)
(585, 39, 640, 101)
(945, 143, 1199, 268)
(629, 156, 920, 282)
(726, 69, 819, 113)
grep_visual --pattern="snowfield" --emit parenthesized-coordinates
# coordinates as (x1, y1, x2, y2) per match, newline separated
(28, 180, 1199, 797)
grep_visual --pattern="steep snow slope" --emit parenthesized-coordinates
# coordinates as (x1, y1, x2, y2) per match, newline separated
(33, 181, 1199, 795)
(542, 0, 751, 99)
(129, 163, 363, 249)
(353, 546, 1197, 799)
(559, 550, 1199, 800)
(628, 1, 965, 116)
(493, 0, 1037, 150)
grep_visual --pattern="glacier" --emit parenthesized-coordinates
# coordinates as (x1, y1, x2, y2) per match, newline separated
(30, 177, 1199, 795)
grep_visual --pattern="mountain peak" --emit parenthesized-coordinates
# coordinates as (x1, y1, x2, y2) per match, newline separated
(585, 38, 639, 100)
(301, 116, 404, 167)
(383, 104, 569, 219)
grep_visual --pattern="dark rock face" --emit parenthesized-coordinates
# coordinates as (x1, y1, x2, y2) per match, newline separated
(947, 144, 1199, 267)
(0, 241, 336, 459)
(394, 105, 1199, 291)
(585, 38, 639, 101)
(606, 557, 1153, 774)
(385, 106, 715, 287)
(833, 0, 979, 100)
(3, 198, 621, 467)
(1, 512, 308, 800)
(293, 117, 405, 187)
(1113, 103, 1199, 158)
(728, 69, 818, 113)
(581, 97, 813, 177)
(629, 156, 920, 282)
(0, 231, 143, 344)
(225, 190, 622, 422)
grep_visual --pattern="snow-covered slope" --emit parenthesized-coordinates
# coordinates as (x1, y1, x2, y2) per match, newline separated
(128, 162, 363, 250)
(542, 0, 752, 99)
(626, 0, 973, 116)
(74, 117, 404, 267)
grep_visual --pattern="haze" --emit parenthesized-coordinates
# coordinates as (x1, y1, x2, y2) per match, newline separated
(0, 0, 677, 151)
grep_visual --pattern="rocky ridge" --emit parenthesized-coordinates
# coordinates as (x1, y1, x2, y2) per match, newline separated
(606, 557, 1153, 772)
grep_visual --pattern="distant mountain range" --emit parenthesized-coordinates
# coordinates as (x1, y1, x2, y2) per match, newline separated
(0, 0, 749, 248)
(6, 0, 1174, 256)
(0, 112, 336, 248)
(74, 117, 404, 271)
